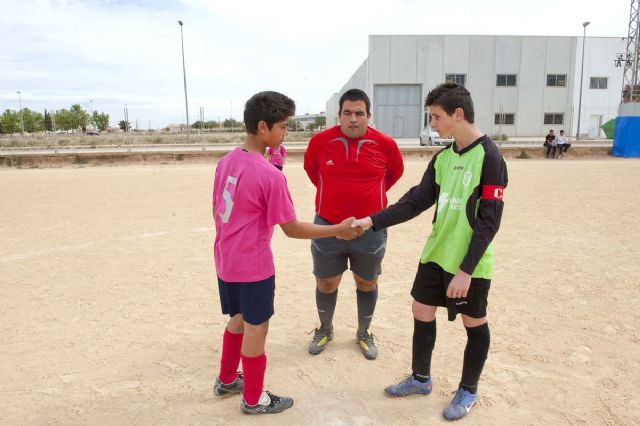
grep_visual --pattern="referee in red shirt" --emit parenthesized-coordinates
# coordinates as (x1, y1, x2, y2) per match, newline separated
(303, 89, 404, 360)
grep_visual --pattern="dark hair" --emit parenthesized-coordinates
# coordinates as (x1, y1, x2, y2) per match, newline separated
(424, 83, 475, 123)
(559, 130, 564, 133)
(339, 89, 371, 115)
(244, 91, 296, 135)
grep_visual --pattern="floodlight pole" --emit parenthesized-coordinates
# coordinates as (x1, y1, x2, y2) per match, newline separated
(576, 21, 590, 141)
(17, 91, 24, 135)
(178, 20, 191, 143)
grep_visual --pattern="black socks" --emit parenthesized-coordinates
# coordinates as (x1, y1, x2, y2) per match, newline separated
(412, 318, 436, 382)
(315, 288, 337, 331)
(356, 287, 378, 335)
(460, 322, 490, 394)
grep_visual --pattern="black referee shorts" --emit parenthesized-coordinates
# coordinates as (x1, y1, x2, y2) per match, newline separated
(411, 262, 491, 321)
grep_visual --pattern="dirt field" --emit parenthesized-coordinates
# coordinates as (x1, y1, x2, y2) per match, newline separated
(1, 157, 639, 425)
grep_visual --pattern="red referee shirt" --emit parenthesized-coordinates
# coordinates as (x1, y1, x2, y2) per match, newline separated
(304, 125, 404, 224)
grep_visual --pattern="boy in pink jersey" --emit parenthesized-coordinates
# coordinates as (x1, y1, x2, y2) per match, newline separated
(212, 91, 362, 415)
(266, 144, 287, 170)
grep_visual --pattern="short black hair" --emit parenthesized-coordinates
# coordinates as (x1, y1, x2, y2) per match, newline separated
(339, 89, 371, 115)
(244, 91, 296, 135)
(424, 83, 475, 123)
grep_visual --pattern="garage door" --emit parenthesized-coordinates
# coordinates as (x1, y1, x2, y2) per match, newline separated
(373, 84, 422, 138)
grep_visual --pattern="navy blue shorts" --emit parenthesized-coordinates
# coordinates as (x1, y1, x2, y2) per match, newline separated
(217, 275, 275, 325)
(411, 262, 491, 321)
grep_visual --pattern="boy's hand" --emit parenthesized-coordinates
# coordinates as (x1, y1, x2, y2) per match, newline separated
(336, 217, 364, 240)
(351, 216, 373, 231)
(446, 270, 472, 299)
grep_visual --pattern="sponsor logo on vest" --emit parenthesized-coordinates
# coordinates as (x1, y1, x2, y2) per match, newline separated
(437, 193, 449, 214)
(463, 171, 472, 186)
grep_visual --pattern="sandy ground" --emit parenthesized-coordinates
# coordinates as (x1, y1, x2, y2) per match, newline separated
(1, 156, 639, 425)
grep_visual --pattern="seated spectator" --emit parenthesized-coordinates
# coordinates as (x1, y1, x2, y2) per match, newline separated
(544, 129, 556, 159)
(557, 130, 570, 158)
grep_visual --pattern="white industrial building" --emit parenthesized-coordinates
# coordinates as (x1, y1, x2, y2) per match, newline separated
(326, 35, 626, 139)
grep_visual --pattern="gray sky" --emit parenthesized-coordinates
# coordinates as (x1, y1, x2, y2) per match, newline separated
(0, 0, 631, 128)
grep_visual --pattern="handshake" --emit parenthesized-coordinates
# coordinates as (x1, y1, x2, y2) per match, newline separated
(335, 216, 374, 240)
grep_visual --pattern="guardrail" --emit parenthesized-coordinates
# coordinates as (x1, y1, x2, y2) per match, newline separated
(0, 145, 613, 168)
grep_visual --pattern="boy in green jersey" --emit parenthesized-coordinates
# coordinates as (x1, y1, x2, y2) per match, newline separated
(352, 83, 508, 421)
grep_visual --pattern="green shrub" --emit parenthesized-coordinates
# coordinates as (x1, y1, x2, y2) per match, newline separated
(515, 150, 530, 159)
(175, 154, 184, 161)
(492, 133, 509, 141)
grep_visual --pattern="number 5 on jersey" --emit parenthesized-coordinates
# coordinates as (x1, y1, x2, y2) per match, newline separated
(219, 175, 238, 223)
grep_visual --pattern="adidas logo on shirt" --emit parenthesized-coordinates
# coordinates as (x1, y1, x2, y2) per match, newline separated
(326, 160, 334, 165)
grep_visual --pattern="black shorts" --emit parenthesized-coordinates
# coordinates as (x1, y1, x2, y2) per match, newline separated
(411, 262, 491, 321)
(217, 275, 275, 325)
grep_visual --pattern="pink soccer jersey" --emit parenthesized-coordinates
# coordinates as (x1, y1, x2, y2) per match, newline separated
(267, 145, 287, 167)
(213, 148, 296, 282)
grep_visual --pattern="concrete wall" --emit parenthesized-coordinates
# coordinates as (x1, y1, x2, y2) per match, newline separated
(331, 34, 625, 138)
(325, 59, 369, 127)
(572, 37, 626, 138)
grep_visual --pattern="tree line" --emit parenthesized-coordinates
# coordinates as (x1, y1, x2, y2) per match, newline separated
(0, 104, 109, 134)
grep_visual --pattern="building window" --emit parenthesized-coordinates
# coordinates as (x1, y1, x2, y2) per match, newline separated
(546, 74, 567, 87)
(544, 113, 564, 125)
(589, 77, 608, 89)
(445, 74, 466, 86)
(494, 113, 515, 125)
(496, 74, 517, 87)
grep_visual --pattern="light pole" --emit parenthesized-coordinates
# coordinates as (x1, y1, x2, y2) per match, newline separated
(178, 20, 191, 143)
(17, 91, 24, 135)
(576, 21, 590, 141)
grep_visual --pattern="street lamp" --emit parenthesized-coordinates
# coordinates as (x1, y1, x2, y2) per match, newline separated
(17, 91, 24, 135)
(178, 20, 191, 143)
(576, 21, 590, 141)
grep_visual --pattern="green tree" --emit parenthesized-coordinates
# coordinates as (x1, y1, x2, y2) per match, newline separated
(0, 109, 21, 134)
(20, 109, 45, 133)
(0, 109, 22, 133)
(70, 104, 89, 131)
(314, 115, 326, 129)
(45, 110, 53, 131)
(54, 109, 75, 131)
(223, 118, 241, 129)
(288, 118, 302, 131)
(118, 120, 130, 131)
(205, 120, 219, 129)
(92, 111, 109, 131)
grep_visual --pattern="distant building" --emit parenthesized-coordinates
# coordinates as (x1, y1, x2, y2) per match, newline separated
(292, 112, 326, 130)
(165, 123, 186, 133)
(327, 35, 625, 138)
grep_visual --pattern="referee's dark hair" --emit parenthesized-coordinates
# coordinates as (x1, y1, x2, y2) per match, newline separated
(425, 83, 475, 123)
(339, 89, 371, 115)
(244, 91, 296, 135)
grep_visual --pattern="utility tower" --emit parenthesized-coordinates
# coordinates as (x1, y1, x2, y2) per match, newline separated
(621, 0, 640, 102)
(612, 0, 640, 157)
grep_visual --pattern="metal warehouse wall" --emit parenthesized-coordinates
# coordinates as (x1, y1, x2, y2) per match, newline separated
(327, 34, 625, 138)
